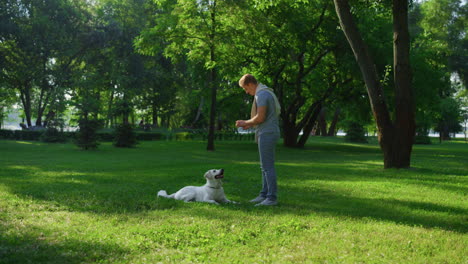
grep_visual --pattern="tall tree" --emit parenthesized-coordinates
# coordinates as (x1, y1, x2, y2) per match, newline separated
(416, 0, 467, 138)
(333, 0, 415, 168)
(0, 0, 91, 127)
(229, 0, 349, 148)
(138, 0, 240, 151)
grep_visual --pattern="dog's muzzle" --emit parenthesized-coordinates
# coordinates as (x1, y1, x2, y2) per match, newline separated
(215, 169, 224, 179)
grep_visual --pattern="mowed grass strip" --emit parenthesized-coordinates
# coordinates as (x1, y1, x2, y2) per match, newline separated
(0, 138, 466, 263)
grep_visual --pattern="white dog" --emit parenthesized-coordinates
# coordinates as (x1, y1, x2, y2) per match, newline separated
(157, 169, 234, 205)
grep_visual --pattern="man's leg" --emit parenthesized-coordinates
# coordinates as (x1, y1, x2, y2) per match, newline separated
(258, 133, 278, 201)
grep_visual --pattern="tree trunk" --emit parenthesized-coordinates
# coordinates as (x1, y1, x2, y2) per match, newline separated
(283, 119, 299, 147)
(391, 0, 415, 168)
(318, 107, 327, 136)
(192, 96, 204, 127)
(207, 64, 217, 151)
(160, 115, 166, 128)
(333, 0, 415, 168)
(123, 93, 130, 125)
(106, 89, 114, 128)
(206, 2, 217, 151)
(152, 102, 159, 128)
(278, 8, 330, 148)
(20, 84, 33, 127)
(35, 78, 50, 127)
(296, 102, 323, 147)
(327, 108, 341, 136)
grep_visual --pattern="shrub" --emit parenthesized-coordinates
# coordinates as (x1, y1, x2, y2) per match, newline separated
(414, 127, 432, 145)
(344, 122, 368, 143)
(75, 119, 101, 150)
(0, 129, 14, 139)
(113, 124, 137, 148)
(175, 132, 192, 141)
(414, 135, 432, 144)
(135, 132, 164, 141)
(97, 131, 114, 142)
(40, 127, 67, 143)
(3, 130, 43, 141)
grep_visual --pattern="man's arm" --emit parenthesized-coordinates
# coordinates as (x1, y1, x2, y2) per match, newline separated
(236, 106, 266, 129)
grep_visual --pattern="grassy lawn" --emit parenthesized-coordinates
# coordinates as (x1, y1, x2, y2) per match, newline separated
(0, 137, 467, 263)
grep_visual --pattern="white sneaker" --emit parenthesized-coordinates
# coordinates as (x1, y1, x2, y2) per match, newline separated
(249, 196, 266, 203)
(255, 198, 278, 206)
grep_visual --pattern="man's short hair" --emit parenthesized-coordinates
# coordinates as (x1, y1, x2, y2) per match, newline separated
(239, 74, 258, 87)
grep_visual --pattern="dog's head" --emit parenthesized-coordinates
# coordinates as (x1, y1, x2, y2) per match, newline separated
(204, 169, 224, 181)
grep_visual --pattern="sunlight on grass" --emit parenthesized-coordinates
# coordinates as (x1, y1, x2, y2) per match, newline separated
(6, 165, 110, 180)
(14, 141, 42, 145)
(276, 162, 312, 167)
(0, 139, 467, 263)
(232, 161, 258, 165)
(352, 160, 383, 166)
(7, 165, 42, 171)
(340, 142, 379, 149)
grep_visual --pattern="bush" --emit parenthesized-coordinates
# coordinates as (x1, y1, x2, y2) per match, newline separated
(97, 131, 114, 142)
(0, 129, 15, 139)
(414, 135, 432, 144)
(113, 124, 137, 148)
(75, 119, 101, 150)
(40, 127, 67, 143)
(344, 122, 368, 143)
(0, 130, 43, 141)
(175, 132, 192, 141)
(414, 126, 432, 145)
(135, 132, 164, 141)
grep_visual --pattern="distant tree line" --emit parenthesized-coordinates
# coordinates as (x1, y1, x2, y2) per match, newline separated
(0, 0, 466, 167)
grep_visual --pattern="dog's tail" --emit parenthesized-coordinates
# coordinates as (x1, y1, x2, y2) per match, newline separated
(157, 190, 175, 199)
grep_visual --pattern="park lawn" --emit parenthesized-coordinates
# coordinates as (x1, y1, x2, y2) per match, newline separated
(0, 137, 466, 263)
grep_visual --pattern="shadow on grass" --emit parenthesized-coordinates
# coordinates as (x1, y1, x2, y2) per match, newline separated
(1, 140, 467, 235)
(0, 231, 128, 264)
(3, 165, 467, 234)
(273, 187, 467, 233)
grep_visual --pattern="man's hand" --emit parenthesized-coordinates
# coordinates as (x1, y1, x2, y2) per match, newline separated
(235, 120, 251, 129)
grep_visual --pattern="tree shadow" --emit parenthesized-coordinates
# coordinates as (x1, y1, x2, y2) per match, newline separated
(262, 186, 467, 233)
(0, 230, 129, 264)
(153, 182, 468, 234)
(1, 140, 466, 235)
(1, 164, 169, 214)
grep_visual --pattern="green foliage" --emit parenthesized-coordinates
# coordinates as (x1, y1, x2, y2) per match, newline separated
(39, 116, 67, 143)
(434, 97, 464, 138)
(0, 130, 43, 140)
(414, 124, 432, 145)
(0, 0, 91, 126)
(344, 122, 368, 143)
(75, 118, 101, 150)
(175, 132, 192, 141)
(113, 123, 138, 148)
(414, 134, 432, 145)
(409, 0, 466, 139)
(39, 128, 67, 143)
(1, 0, 466, 152)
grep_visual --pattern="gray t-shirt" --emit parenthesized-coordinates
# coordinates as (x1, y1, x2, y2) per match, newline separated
(255, 90, 280, 136)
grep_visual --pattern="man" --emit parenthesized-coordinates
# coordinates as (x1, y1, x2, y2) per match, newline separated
(235, 74, 281, 206)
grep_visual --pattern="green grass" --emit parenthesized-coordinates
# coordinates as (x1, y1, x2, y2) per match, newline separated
(0, 137, 467, 263)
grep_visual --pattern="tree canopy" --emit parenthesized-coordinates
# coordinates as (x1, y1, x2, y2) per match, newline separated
(0, 0, 466, 164)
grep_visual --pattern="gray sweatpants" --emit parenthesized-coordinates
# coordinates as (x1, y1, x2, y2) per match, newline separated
(257, 133, 279, 201)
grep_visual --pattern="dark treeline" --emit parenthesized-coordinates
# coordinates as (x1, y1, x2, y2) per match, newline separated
(0, 0, 466, 166)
